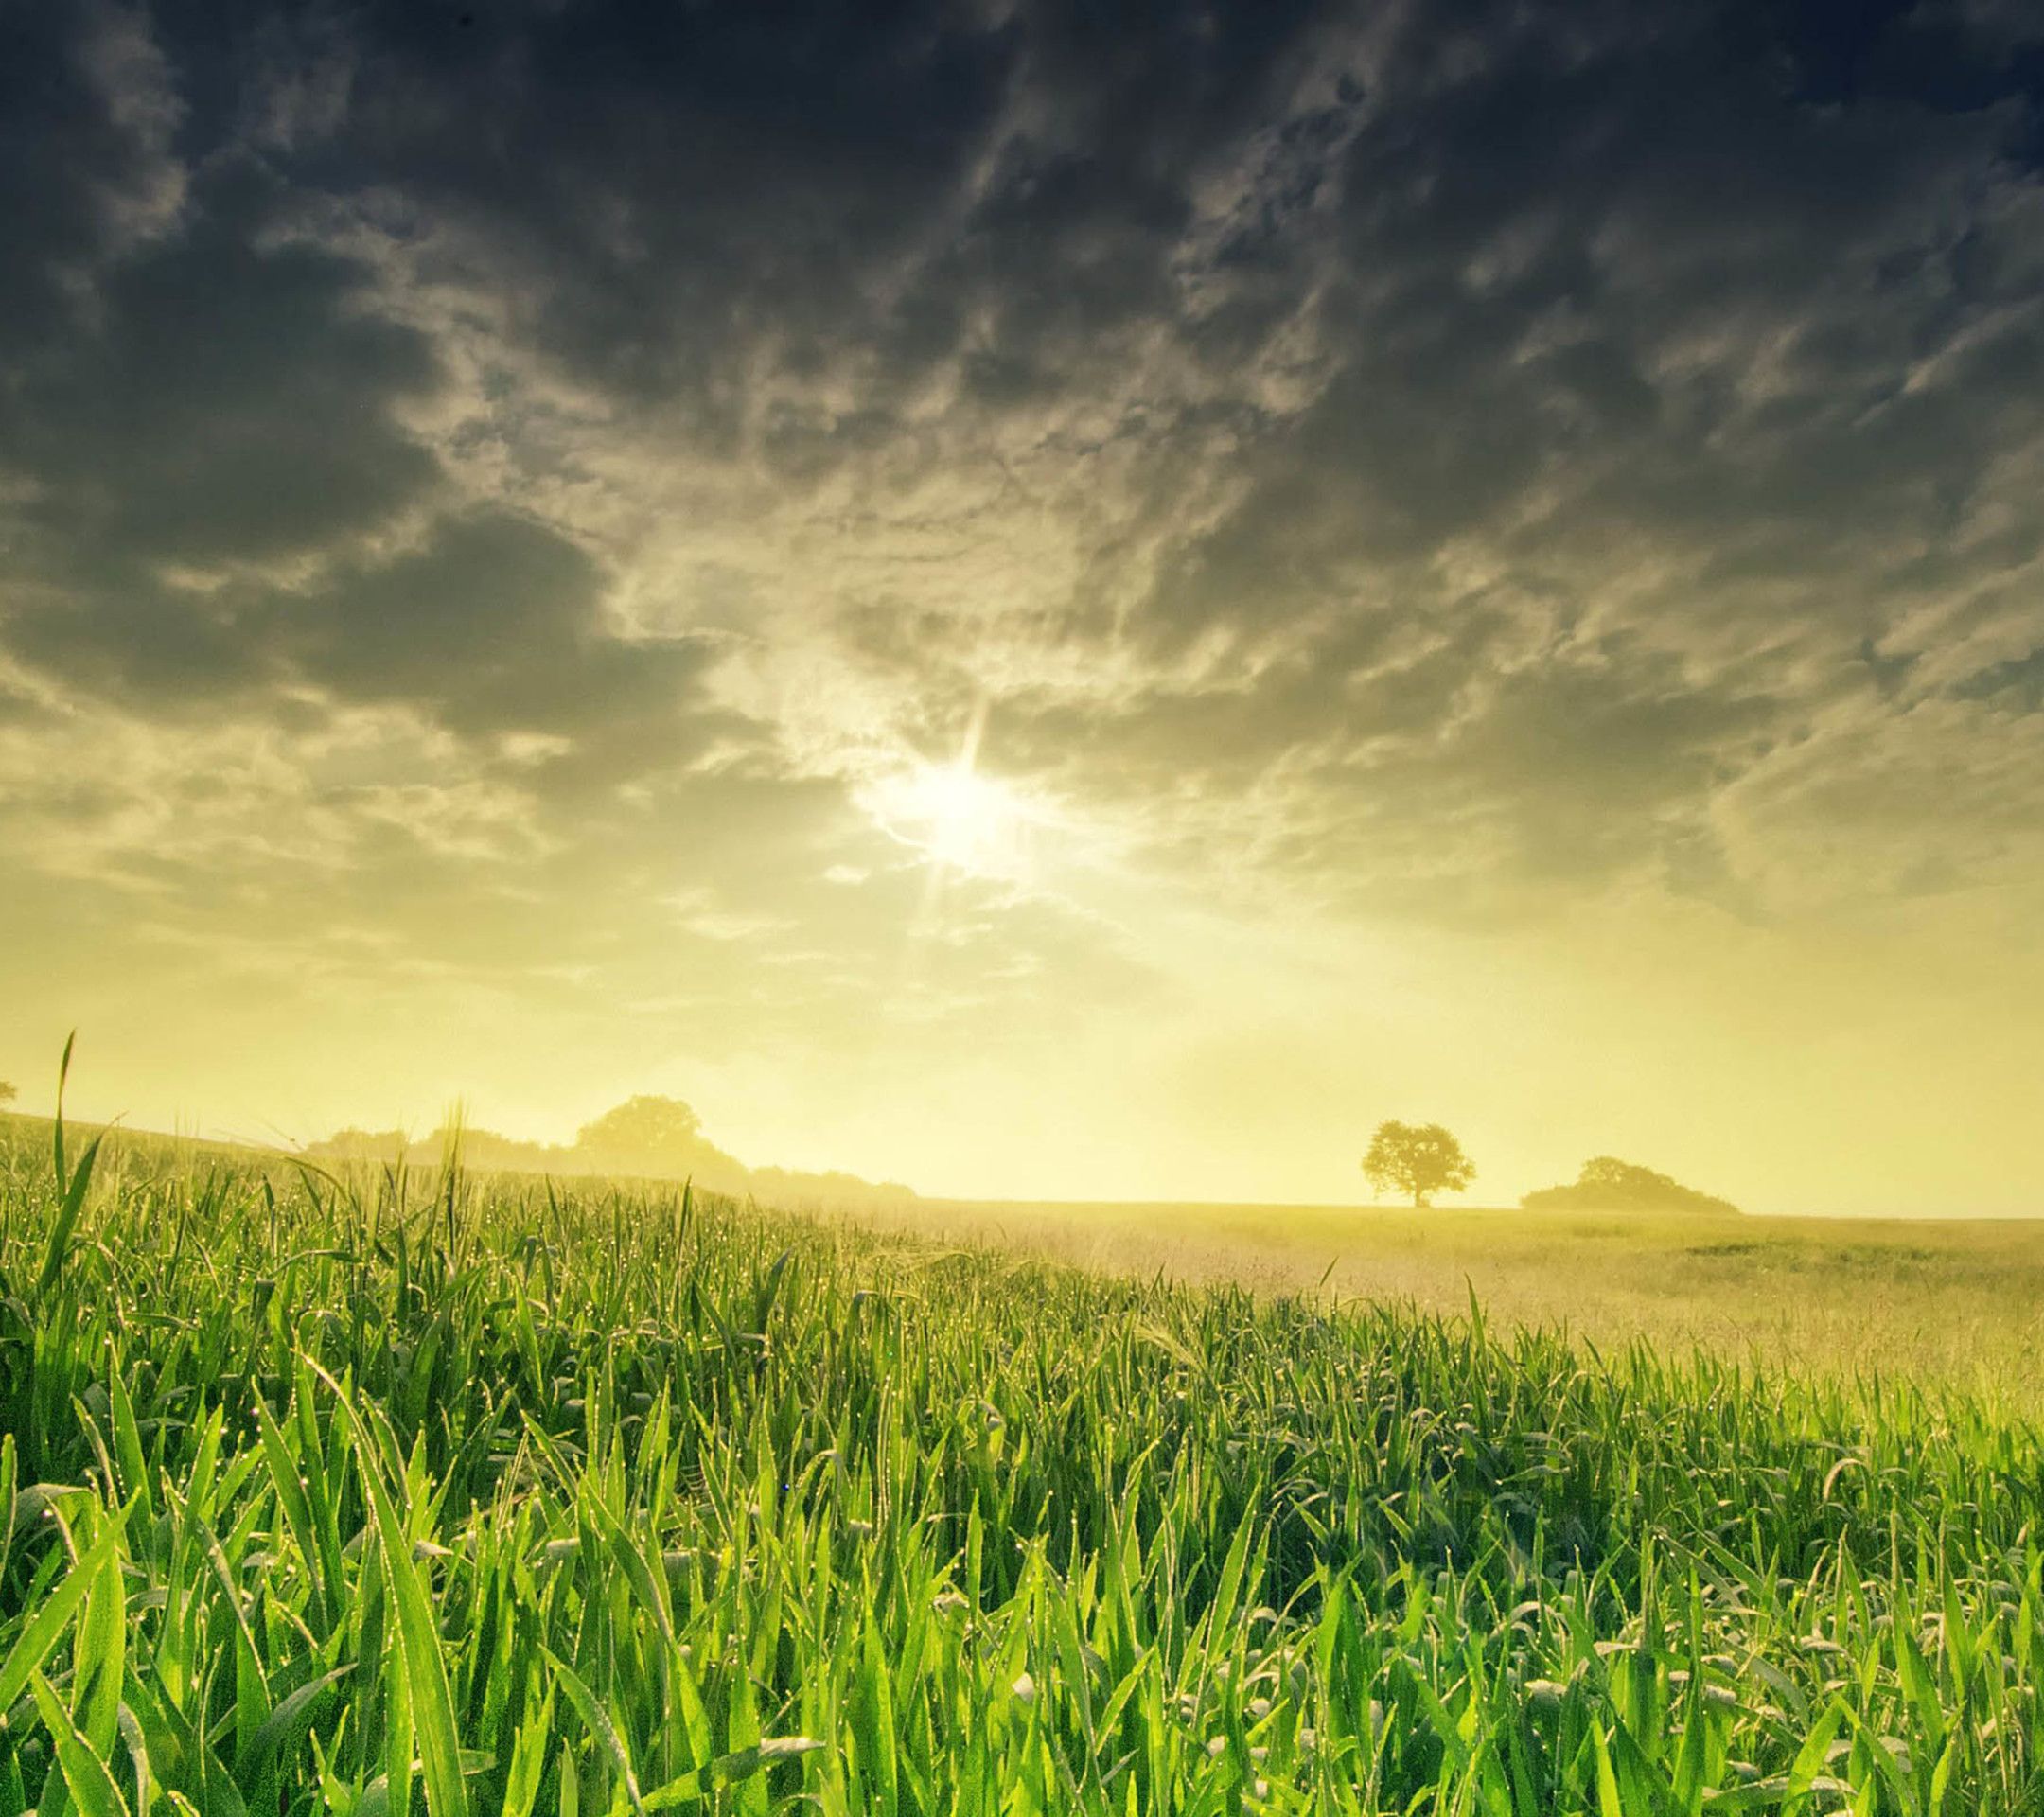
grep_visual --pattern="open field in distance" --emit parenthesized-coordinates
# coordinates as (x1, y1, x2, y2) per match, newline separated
(9, 1110, 2039, 1409)
(867, 1197, 2044, 1415)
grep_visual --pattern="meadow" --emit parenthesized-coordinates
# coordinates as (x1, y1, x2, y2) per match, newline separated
(0, 1112, 2041, 1814)
(884, 1197, 2044, 1417)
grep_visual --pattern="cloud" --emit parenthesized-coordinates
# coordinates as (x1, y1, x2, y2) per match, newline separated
(0, 5, 185, 356)
(771, 0, 2044, 924)
(7, 0, 2044, 1062)
(2, 168, 443, 577)
(0, 10, 756, 874)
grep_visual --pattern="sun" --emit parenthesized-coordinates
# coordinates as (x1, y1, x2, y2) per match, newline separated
(869, 760, 1030, 880)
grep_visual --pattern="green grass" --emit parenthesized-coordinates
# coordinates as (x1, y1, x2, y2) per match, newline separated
(0, 1117, 2040, 1813)
(891, 1196, 2044, 1416)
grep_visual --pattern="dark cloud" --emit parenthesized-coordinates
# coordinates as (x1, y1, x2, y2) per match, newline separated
(0, 5, 179, 355)
(1145, 0, 2040, 633)
(291, 508, 745, 788)
(174, 0, 1356, 446)
(0, 10, 449, 719)
(6, 0, 2044, 919)
(2, 161, 442, 571)
(1956, 645, 2044, 711)
(906, 0, 2044, 906)
(312, 1, 1023, 425)
(0, 9, 739, 807)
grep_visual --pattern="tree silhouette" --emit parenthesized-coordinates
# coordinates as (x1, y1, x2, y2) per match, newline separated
(574, 1094, 703, 1155)
(1362, 1120, 1475, 1208)
(571, 1095, 736, 1175)
(1522, 1155, 1737, 1215)
(0, 1081, 15, 1107)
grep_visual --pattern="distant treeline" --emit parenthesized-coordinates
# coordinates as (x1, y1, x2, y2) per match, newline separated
(305, 1093, 917, 1208)
(1522, 1155, 1739, 1216)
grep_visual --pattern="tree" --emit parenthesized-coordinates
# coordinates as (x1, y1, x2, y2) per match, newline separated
(573, 1095, 706, 1160)
(0, 1081, 14, 1107)
(1522, 1156, 1737, 1216)
(1362, 1120, 1475, 1208)
(570, 1095, 750, 1185)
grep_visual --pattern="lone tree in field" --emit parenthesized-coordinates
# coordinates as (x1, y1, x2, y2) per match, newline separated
(571, 1094, 747, 1182)
(0, 1081, 14, 1107)
(1363, 1120, 1475, 1208)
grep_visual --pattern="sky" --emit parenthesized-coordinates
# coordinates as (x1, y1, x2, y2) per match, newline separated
(4, 0, 2044, 1216)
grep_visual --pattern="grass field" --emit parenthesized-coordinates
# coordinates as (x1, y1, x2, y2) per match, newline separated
(1, 1116, 2041, 1813)
(884, 1198, 2044, 1417)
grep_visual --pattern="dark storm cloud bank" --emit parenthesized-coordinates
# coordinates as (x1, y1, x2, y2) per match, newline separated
(0, 7, 747, 807)
(5, 0, 2044, 908)
(313, 0, 1349, 427)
